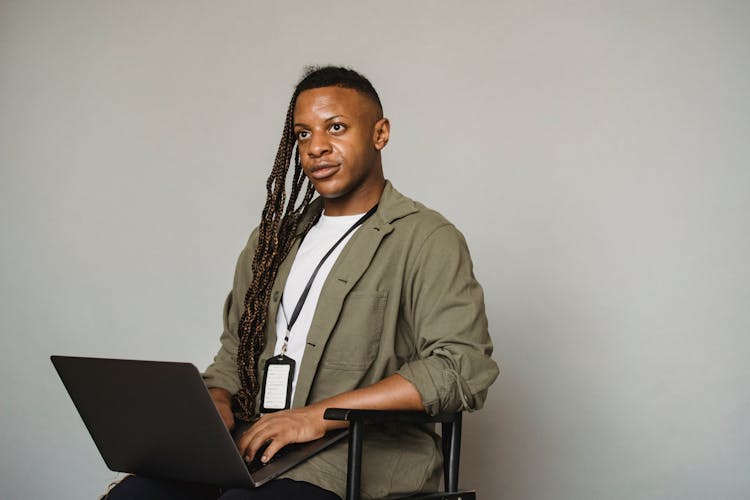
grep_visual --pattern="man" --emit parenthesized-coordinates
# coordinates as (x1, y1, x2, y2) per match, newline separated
(107, 66, 498, 500)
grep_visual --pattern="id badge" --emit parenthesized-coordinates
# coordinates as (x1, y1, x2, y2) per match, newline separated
(259, 354, 295, 413)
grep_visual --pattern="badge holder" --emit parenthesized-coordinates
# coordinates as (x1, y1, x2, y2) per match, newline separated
(259, 354, 295, 413)
(259, 205, 377, 414)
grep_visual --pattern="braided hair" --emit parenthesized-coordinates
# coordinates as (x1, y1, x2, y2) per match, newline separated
(232, 65, 383, 421)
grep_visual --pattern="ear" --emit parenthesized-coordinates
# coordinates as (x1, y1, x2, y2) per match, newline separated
(373, 118, 390, 151)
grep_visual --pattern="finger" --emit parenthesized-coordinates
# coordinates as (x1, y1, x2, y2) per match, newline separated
(243, 428, 274, 462)
(259, 433, 292, 463)
(236, 412, 280, 454)
(236, 411, 291, 459)
(236, 417, 269, 456)
(238, 431, 260, 460)
(245, 434, 265, 461)
(236, 427, 258, 458)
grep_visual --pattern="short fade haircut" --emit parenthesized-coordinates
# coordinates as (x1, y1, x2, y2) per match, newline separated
(295, 65, 383, 115)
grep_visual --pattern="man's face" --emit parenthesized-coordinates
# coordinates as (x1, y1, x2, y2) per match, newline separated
(293, 86, 389, 215)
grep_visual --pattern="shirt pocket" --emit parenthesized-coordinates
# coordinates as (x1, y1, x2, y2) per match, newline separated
(319, 290, 387, 371)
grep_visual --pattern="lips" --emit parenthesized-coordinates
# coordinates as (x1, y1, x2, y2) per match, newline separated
(309, 163, 340, 180)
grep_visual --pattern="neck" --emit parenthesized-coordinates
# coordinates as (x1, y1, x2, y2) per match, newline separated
(322, 178, 385, 216)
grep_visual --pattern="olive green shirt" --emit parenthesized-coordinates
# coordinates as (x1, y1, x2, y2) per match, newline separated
(203, 181, 499, 499)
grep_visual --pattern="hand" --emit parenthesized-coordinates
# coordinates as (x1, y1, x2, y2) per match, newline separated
(209, 387, 235, 431)
(236, 407, 329, 464)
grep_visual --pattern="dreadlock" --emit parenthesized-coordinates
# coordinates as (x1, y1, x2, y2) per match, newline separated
(232, 65, 383, 421)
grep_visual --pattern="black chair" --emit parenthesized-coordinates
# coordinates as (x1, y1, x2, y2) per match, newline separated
(324, 408, 475, 500)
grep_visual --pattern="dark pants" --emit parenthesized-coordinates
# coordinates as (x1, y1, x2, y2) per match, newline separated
(103, 476, 342, 500)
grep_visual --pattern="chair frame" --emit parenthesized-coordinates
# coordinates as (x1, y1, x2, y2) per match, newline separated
(323, 408, 475, 500)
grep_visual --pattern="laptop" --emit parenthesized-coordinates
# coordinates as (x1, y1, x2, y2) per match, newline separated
(51, 355, 348, 487)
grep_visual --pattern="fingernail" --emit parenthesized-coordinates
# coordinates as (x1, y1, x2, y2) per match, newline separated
(261, 455, 268, 463)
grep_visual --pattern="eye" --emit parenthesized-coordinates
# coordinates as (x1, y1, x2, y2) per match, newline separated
(329, 123, 346, 133)
(296, 130, 310, 140)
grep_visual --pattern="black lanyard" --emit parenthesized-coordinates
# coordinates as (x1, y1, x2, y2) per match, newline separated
(279, 204, 378, 354)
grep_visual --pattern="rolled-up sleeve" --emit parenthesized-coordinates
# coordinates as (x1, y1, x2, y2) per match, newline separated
(396, 224, 499, 415)
(201, 229, 259, 394)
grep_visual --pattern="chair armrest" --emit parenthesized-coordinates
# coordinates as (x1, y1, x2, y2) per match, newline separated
(325, 408, 464, 500)
(323, 408, 457, 424)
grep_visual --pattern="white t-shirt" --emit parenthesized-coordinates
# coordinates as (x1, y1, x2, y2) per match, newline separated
(273, 211, 365, 402)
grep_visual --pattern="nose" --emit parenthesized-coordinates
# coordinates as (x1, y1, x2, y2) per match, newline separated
(307, 132, 331, 158)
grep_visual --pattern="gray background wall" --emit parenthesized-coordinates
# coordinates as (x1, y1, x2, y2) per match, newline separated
(1, 1, 748, 499)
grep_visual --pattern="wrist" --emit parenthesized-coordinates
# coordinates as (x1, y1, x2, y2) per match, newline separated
(298, 401, 326, 420)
